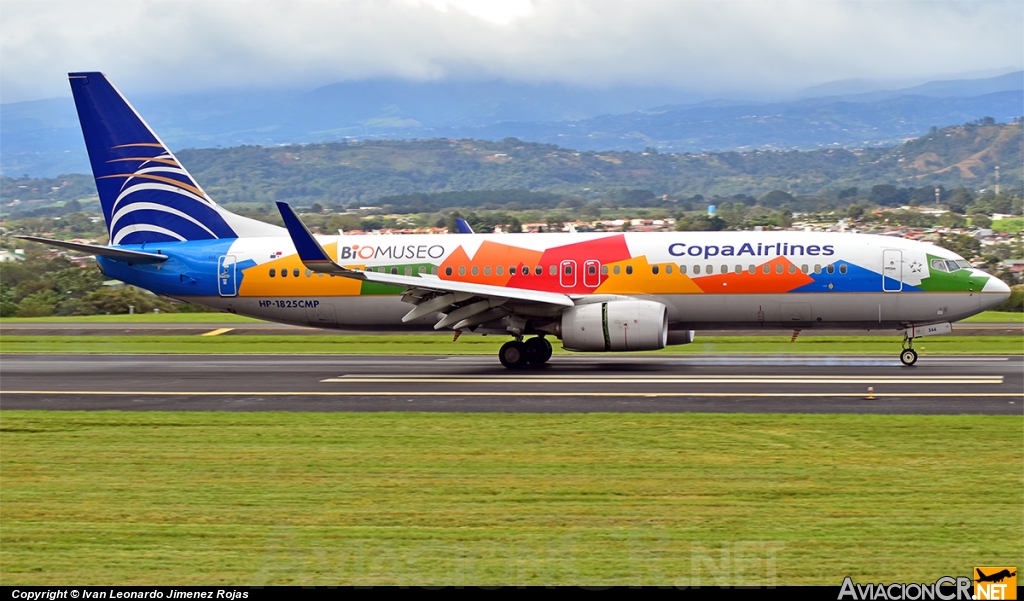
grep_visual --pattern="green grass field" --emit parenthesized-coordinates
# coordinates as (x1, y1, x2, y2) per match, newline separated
(0, 334, 1020, 355)
(1, 411, 1020, 586)
(2, 310, 1019, 324)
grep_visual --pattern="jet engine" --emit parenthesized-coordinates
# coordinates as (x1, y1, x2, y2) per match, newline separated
(561, 300, 667, 352)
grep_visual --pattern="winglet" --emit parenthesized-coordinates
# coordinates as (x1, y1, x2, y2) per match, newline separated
(454, 218, 475, 234)
(276, 202, 358, 276)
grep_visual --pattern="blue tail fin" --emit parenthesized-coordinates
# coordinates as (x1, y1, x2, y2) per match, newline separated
(69, 72, 280, 245)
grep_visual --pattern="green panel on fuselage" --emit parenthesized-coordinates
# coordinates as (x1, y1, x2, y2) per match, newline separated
(918, 254, 988, 292)
(359, 263, 435, 295)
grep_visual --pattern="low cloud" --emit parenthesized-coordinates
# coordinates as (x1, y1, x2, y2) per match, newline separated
(2, 0, 1021, 102)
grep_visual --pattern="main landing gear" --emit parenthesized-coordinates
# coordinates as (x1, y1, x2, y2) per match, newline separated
(499, 336, 553, 369)
(900, 333, 918, 366)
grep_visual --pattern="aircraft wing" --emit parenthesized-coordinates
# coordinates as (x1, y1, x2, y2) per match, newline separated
(276, 202, 573, 330)
(15, 235, 169, 263)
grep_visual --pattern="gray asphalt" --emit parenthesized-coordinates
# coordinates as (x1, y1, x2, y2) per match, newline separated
(1, 354, 1021, 414)
(2, 321, 1021, 336)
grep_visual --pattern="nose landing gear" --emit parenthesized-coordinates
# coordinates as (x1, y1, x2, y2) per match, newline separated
(499, 336, 552, 369)
(900, 333, 918, 366)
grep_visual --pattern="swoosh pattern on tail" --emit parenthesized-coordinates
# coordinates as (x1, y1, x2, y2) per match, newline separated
(70, 72, 237, 245)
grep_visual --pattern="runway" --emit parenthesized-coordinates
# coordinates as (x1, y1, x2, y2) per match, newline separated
(2, 354, 1021, 414)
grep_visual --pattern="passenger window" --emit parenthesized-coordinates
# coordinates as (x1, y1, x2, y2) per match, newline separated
(445, 266, 453, 276)
(707, 265, 713, 274)
(679, 264, 687, 275)
(665, 265, 673, 275)
(521, 266, 529, 276)
(839, 264, 848, 274)
(776, 264, 784, 274)
(549, 265, 557, 276)
(269, 268, 276, 277)
(601, 265, 609, 275)
(293, 268, 300, 277)
(377, 267, 385, 273)
(471, 266, 479, 276)
(535, 265, 543, 276)
(390, 267, 398, 275)
(613, 265, 621, 275)
(814, 264, 822, 274)
(735, 265, 742, 274)
(720, 265, 727, 274)
(694, 265, 701, 275)
(484, 266, 491, 276)
(748, 265, 755, 274)
(652, 265, 659, 275)
(762, 264, 770, 274)
(510, 265, 517, 275)
(418, 266, 426, 275)
(788, 264, 796, 274)
(431, 266, 438, 275)
(625, 265, 633, 275)
(496, 266, 504, 276)
(565, 264, 573, 275)
(282, 268, 289, 278)
(305, 269, 312, 277)
(458, 266, 467, 276)
(827, 264, 835, 274)
(589, 264, 598, 275)
(801, 264, 809, 274)
(405, 267, 412, 276)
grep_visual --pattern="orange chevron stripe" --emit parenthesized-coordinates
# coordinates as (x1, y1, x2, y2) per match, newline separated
(106, 157, 180, 166)
(96, 173, 206, 198)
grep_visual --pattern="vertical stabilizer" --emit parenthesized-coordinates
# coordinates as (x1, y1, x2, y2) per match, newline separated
(69, 72, 282, 245)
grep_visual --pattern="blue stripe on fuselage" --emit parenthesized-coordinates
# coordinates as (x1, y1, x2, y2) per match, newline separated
(97, 238, 242, 298)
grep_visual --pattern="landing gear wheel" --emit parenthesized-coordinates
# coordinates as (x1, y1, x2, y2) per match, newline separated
(524, 337, 553, 365)
(900, 348, 918, 366)
(499, 340, 530, 369)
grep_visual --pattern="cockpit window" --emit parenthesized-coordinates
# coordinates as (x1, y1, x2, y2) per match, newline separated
(946, 260, 961, 272)
(930, 259, 948, 272)
(955, 260, 971, 269)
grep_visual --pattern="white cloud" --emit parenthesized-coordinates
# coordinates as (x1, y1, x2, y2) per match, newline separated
(1, 0, 1021, 102)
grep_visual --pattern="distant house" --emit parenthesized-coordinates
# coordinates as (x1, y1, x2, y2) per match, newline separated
(0, 249, 24, 263)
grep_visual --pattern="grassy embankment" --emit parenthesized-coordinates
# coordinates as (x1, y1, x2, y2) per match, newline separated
(1, 411, 1020, 585)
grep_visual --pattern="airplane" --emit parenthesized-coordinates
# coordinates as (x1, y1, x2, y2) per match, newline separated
(18, 72, 1012, 369)
(976, 569, 1016, 583)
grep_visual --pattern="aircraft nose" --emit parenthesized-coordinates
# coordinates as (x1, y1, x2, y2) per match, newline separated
(980, 276, 1012, 310)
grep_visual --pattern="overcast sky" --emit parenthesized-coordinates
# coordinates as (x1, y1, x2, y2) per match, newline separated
(1, 0, 1021, 103)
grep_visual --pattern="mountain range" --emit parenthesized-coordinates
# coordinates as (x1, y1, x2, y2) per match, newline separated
(1, 71, 1021, 178)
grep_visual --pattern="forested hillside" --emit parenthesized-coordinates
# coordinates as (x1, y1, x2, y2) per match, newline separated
(2, 120, 1020, 217)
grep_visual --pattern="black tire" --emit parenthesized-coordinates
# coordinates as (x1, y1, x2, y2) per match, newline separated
(900, 348, 918, 366)
(525, 337, 553, 365)
(499, 340, 529, 369)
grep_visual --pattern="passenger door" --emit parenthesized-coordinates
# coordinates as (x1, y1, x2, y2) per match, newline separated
(583, 260, 601, 288)
(882, 250, 902, 292)
(217, 255, 237, 297)
(560, 260, 577, 288)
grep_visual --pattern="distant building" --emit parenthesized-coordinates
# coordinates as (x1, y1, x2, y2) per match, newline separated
(0, 249, 24, 263)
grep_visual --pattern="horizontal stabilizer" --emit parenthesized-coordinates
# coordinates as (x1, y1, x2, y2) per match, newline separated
(15, 235, 169, 263)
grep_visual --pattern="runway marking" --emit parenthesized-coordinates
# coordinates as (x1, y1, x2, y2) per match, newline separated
(200, 328, 234, 337)
(321, 376, 1004, 385)
(3, 390, 1022, 398)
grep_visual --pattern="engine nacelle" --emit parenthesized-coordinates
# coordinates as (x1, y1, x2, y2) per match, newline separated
(667, 329, 696, 346)
(561, 300, 667, 352)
